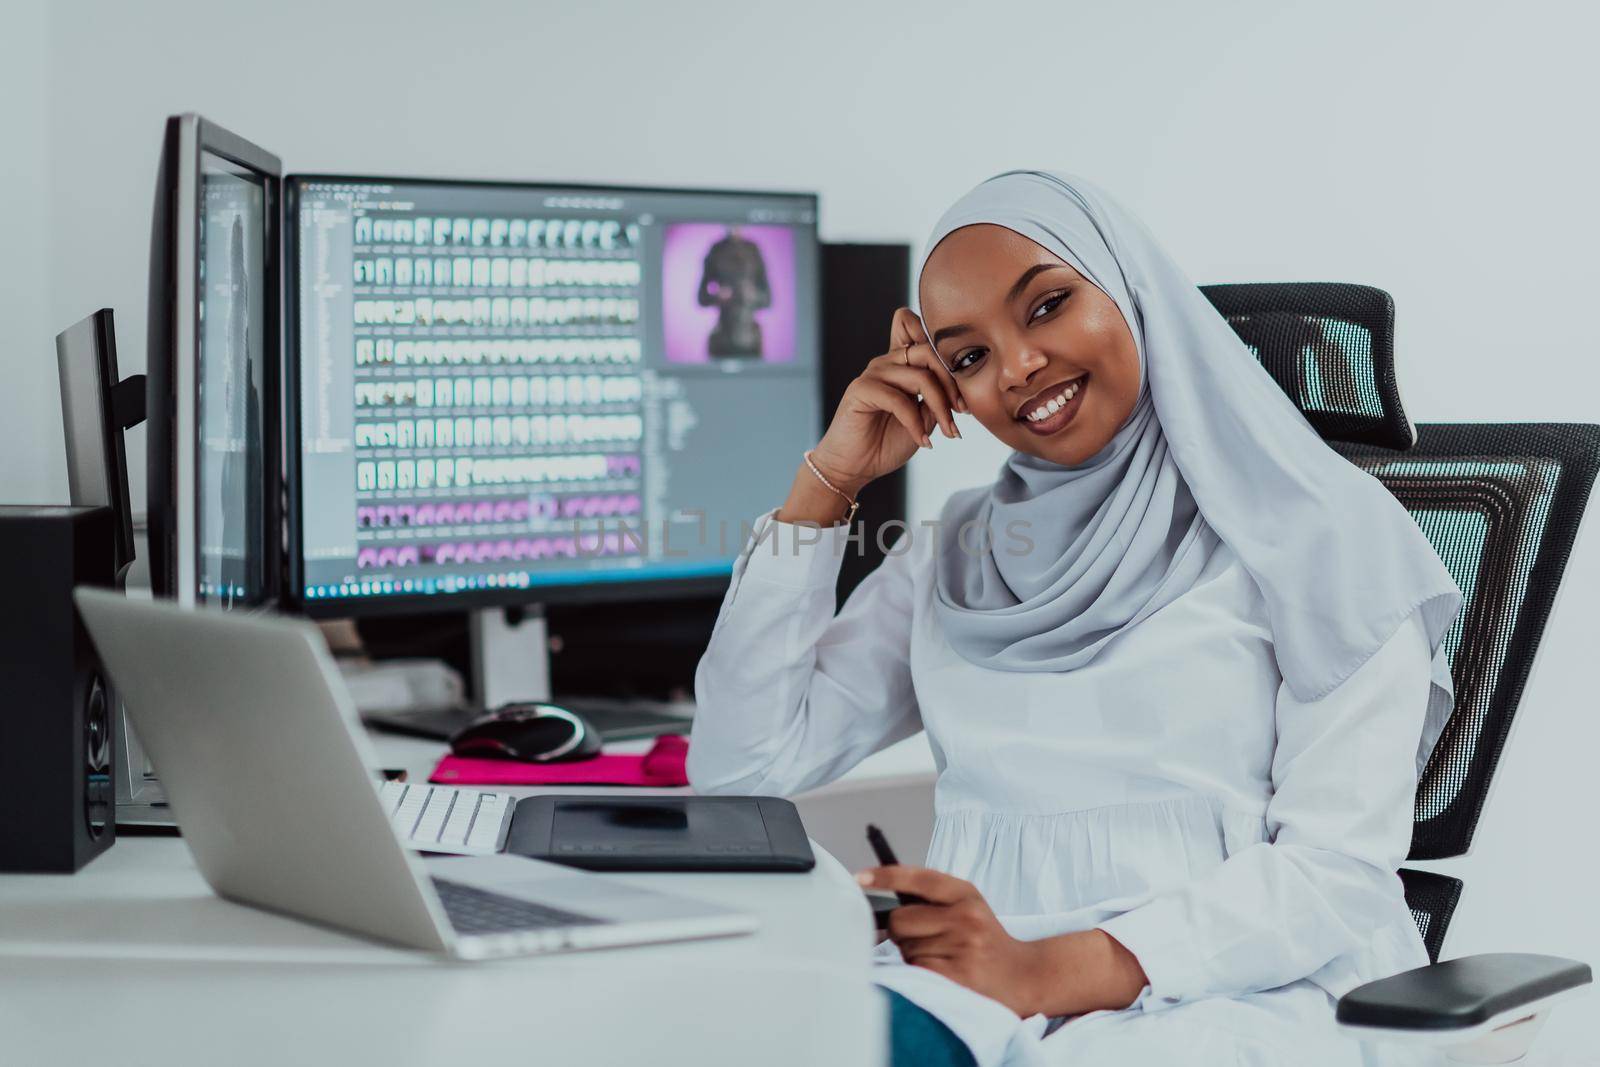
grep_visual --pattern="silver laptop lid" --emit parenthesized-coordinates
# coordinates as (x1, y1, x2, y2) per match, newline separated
(72, 588, 452, 953)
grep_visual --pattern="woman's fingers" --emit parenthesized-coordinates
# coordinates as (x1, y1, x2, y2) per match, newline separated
(915, 343, 967, 416)
(891, 934, 959, 961)
(854, 379, 932, 449)
(867, 344, 960, 433)
(891, 309, 966, 415)
(884, 907, 962, 962)
(888, 306, 924, 351)
(870, 361, 960, 439)
(857, 865, 981, 905)
(883, 903, 951, 940)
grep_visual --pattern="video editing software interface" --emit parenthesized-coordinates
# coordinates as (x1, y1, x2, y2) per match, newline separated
(293, 179, 820, 605)
(199, 151, 269, 605)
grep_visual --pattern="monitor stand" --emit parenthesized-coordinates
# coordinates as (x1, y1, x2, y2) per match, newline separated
(470, 604, 552, 707)
(365, 604, 692, 743)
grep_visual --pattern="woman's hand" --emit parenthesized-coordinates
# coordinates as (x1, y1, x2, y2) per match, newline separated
(807, 308, 965, 498)
(859, 865, 1050, 1018)
(860, 865, 1152, 1019)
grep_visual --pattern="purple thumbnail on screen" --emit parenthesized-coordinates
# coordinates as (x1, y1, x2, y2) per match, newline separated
(661, 222, 797, 364)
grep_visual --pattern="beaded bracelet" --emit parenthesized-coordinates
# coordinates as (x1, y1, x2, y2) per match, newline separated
(803, 450, 860, 524)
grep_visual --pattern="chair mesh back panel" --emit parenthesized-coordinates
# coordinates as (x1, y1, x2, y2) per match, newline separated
(1200, 283, 1414, 449)
(1397, 868, 1464, 964)
(1338, 424, 1600, 861)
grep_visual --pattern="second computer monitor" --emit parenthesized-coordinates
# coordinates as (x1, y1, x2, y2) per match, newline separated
(287, 176, 822, 616)
(147, 114, 281, 609)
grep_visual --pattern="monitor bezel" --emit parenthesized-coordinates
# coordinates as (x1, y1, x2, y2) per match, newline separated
(148, 114, 283, 609)
(283, 172, 822, 620)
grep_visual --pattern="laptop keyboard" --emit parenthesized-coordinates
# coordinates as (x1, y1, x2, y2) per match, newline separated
(432, 877, 605, 935)
(378, 780, 510, 851)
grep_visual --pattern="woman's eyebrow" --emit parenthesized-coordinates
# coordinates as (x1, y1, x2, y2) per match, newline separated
(930, 263, 1069, 347)
(1006, 262, 1068, 304)
(931, 322, 972, 347)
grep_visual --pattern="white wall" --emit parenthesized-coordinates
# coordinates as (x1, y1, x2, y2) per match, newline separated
(12, 0, 1600, 1051)
(29, 0, 1600, 513)
(2, 0, 57, 504)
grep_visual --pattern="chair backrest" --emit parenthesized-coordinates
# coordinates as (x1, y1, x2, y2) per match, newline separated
(1202, 284, 1600, 961)
(1340, 425, 1599, 958)
(1200, 282, 1414, 449)
(1337, 424, 1600, 861)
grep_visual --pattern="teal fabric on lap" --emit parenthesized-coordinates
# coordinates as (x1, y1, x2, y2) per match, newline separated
(882, 987, 976, 1067)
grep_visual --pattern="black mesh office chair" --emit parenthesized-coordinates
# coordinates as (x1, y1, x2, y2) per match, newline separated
(1202, 282, 1597, 1060)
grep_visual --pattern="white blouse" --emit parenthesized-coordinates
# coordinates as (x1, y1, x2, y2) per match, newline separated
(690, 507, 1439, 1067)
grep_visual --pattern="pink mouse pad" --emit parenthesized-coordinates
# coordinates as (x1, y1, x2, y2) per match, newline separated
(429, 733, 689, 787)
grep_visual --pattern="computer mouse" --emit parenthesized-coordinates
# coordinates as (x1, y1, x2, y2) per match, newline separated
(448, 703, 603, 762)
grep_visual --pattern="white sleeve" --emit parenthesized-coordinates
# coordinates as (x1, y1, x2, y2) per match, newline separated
(688, 508, 922, 797)
(1095, 611, 1433, 1011)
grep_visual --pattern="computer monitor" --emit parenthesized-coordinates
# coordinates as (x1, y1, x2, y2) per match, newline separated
(131, 115, 282, 827)
(147, 114, 281, 609)
(286, 175, 821, 704)
(57, 308, 143, 584)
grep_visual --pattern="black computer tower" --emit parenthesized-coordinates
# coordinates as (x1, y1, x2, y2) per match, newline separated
(0, 505, 118, 871)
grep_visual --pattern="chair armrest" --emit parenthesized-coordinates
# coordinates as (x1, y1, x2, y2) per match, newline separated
(1336, 953, 1591, 1033)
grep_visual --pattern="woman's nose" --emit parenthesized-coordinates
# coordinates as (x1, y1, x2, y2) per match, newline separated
(998, 345, 1048, 389)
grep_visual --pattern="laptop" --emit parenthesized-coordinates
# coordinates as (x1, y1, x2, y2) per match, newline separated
(72, 587, 756, 960)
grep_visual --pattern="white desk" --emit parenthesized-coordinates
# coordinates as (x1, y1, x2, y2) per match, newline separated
(0, 731, 887, 1067)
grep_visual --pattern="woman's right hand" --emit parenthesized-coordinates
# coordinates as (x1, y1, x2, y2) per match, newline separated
(807, 308, 965, 496)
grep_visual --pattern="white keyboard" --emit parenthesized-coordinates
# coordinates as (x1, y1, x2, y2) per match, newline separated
(377, 780, 514, 854)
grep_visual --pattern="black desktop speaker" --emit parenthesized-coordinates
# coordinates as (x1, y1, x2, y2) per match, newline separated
(0, 505, 117, 871)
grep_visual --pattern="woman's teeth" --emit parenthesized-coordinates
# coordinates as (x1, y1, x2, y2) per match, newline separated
(1025, 379, 1083, 422)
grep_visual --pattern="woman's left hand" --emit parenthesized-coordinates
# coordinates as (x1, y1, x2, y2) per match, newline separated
(859, 865, 1049, 1018)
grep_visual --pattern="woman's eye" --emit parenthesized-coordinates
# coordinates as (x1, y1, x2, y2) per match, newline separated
(1031, 292, 1067, 321)
(952, 349, 986, 372)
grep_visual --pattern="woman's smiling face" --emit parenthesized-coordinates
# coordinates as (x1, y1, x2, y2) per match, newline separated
(918, 224, 1142, 466)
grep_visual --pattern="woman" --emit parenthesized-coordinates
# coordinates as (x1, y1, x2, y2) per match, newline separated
(689, 171, 1462, 1066)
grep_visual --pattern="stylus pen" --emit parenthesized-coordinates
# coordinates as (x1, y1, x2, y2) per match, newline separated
(865, 824, 927, 905)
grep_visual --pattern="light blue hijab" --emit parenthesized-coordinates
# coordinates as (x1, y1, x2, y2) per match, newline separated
(917, 171, 1462, 772)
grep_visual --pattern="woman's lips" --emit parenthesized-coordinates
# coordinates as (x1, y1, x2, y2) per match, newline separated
(1017, 376, 1087, 437)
